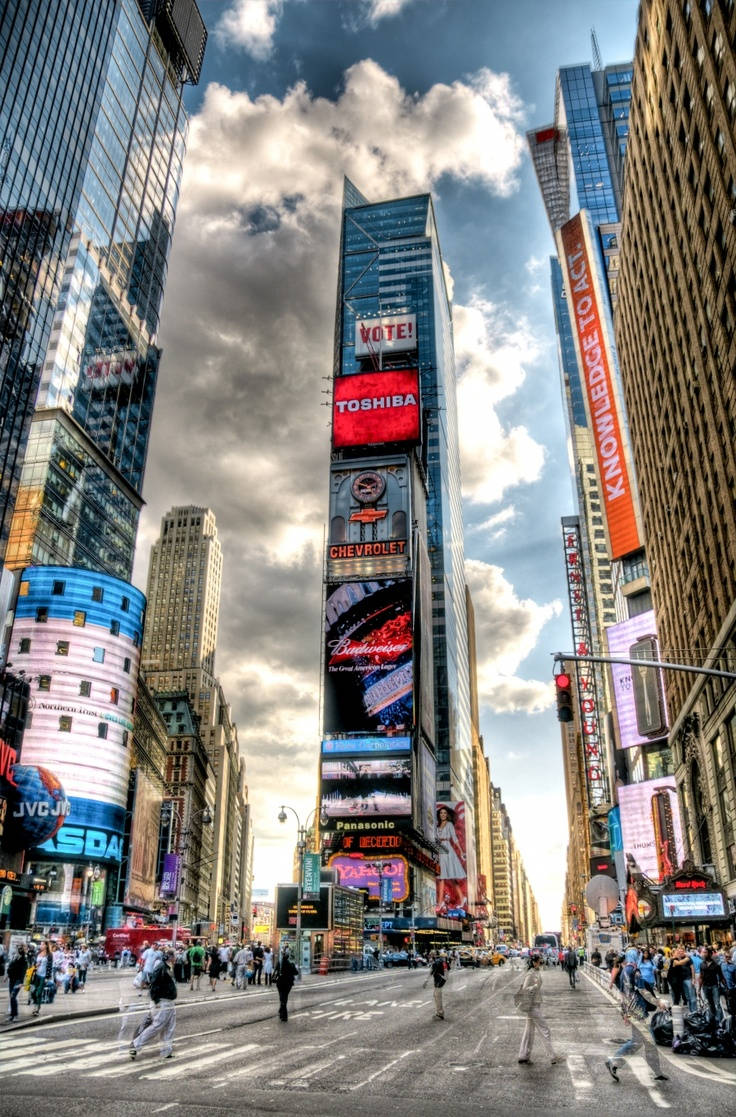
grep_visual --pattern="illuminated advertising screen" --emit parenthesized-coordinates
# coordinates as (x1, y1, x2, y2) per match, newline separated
(275, 884, 330, 931)
(320, 756, 412, 819)
(323, 579, 413, 735)
(332, 369, 420, 449)
(328, 853, 409, 901)
(126, 767, 162, 908)
(661, 892, 726, 920)
(558, 213, 641, 559)
(327, 457, 411, 580)
(436, 800, 468, 917)
(606, 610, 668, 749)
(321, 736, 411, 755)
(618, 777, 685, 883)
(354, 314, 417, 359)
(11, 566, 145, 862)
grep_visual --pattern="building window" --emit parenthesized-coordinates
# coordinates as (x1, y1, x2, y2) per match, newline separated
(35, 607, 48, 623)
(56, 640, 69, 656)
(18, 638, 31, 654)
(79, 680, 92, 697)
(122, 730, 129, 749)
(110, 687, 119, 705)
(92, 585, 104, 602)
(73, 611, 86, 627)
(97, 723, 108, 739)
(52, 580, 65, 595)
(93, 647, 105, 663)
(121, 595, 129, 612)
(38, 675, 51, 691)
(123, 657, 131, 674)
(59, 716, 72, 732)
(18, 581, 29, 596)
(110, 620, 120, 636)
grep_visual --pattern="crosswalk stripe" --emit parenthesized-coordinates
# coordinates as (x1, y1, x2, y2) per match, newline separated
(627, 1054, 671, 1108)
(91, 1041, 221, 1078)
(139, 1042, 260, 1080)
(1, 1040, 101, 1074)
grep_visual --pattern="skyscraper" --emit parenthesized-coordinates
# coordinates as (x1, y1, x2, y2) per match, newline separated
(141, 505, 250, 931)
(320, 181, 475, 939)
(0, 0, 206, 580)
(614, 0, 736, 893)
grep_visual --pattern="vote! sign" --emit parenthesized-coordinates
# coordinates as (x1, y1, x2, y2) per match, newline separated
(332, 368, 420, 449)
(355, 314, 417, 359)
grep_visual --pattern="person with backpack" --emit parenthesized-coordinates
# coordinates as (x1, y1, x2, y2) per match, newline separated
(429, 950, 448, 1019)
(129, 950, 177, 1060)
(188, 940, 205, 991)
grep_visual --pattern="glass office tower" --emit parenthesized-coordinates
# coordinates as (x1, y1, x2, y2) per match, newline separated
(0, 0, 206, 579)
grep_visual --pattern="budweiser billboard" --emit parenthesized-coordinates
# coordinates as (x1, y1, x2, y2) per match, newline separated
(332, 369, 420, 449)
(354, 314, 417, 359)
(558, 213, 641, 559)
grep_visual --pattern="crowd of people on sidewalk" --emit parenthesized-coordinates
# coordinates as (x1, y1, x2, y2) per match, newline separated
(1, 939, 95, 1022)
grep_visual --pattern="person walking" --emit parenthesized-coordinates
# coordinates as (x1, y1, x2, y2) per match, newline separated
(30, 942, 52, 1016)
(6, 945, 28, 1022)
(76, 945, 91, 990)
(700, 946, 725, 1023)
(263, 946, 274, 986)
(252, 941, 264, 985)
(234, 944, 249, 990)
(668, 945, 696, 1012)
(129, 951, 177, 1061)
(605, 983, 668, 1084)
(563, 946, 578, 989)
(427, 951, 447, 1019)
(188, 941, 205, 991)
(207, 944, 221, 991)
(515, 954, 560, 1066)
(274, 947, 299, 1022)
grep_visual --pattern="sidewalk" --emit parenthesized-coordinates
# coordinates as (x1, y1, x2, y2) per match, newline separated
(1, 964, 380, 1031)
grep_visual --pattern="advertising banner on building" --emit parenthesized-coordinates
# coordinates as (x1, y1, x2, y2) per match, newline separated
(558, 213, 641, 559)
(327, 457, 410, 580)
(332, 369, 420, 449)
(606, 610, 668, 749)
(125, 767, 162, 910)
(327, 853, 409, 901)
(354, 314, 417, 359)
(320, 756, 412, 819)
(618, 777, 685, 883)
(301, 852, 321, 901)
(160, 852, 181, 897)
(321, 736, 411, 755)
(435, 801, 468, 917)
(323, 579, 413, 735)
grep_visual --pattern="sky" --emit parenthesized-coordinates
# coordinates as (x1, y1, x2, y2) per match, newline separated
(131, 0, 640, 930)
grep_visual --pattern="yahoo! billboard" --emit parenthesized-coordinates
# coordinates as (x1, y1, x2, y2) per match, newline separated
(323, 579, 413, 735)
(607, 610, 668, 749)
(332, 369, 420, 449)
(327, 853, 409, 901)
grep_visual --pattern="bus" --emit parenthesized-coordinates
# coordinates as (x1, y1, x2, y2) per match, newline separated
(533, 932, 561, 954)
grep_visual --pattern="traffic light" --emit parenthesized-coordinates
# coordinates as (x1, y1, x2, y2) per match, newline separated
(555, 670, 574, 723)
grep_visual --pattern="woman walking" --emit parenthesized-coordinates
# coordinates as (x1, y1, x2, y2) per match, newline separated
(207, 944, 221, 991)
(6, 945, 28, 1022)
(30, 942, 52, 1016)
(515, 954, 560, 1066)
(263, 946, 274, 986)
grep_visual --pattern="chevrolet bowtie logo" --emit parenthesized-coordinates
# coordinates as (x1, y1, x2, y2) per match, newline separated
(349, 509, 387, 523)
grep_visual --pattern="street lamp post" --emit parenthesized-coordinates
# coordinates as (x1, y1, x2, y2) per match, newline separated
(166, 803, 213, 948)
(277, 804, 325, 971)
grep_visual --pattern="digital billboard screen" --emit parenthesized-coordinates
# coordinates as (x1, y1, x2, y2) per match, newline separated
(320, 756, 412, 819)
(323, 579, 412, 735)
(618, 777, 685, 883)
(327, 457, 411, 581)
(332, 369, 420, 449)
(436, 800, 468, 917)
(607, 610, 668, 749)
(661, 892, 726, 920)
(321, 736, 411, 755)
(275, 884, 330, 930)
(327, 853, 409, 901)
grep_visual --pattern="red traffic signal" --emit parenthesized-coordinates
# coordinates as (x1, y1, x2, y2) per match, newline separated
(555, 670, 574, 723)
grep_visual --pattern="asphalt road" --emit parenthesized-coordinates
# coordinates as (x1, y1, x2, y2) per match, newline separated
(1, 964, 735, 1116)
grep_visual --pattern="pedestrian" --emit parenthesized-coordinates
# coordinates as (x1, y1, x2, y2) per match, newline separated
(76, 944, 91, 990)
(6, 945, 27, 1022)
(721, 946, 736, 1017)
(590, 948, 602, 968)
(244, 943, 254, 984)
(188, 940, 205, 991)
(234, 944, 249, 990)
(129, 950, 177, 1060)
(263, 946, 274, 986)
(274, 947, 299, 1021)
(604, 948, 616, 971)
(30, 942, 52, 1016)
(700, 946, 725, 1023)
(605, 984, 668, 1084)
(667, 945, 696, 1012)
(139, 941, 161, 985)
(426, 950, 447, 1020)
(207, 944, 221, 991)
(252, 941, 264, 985)
(515, 954, 560, 1066)
(637, 949, 656, 995)
(563, 945, 578, 989)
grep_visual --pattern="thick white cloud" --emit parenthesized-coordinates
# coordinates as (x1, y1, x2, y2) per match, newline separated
(215, 0, 283, 59)
(465, 559, 561, 713)
(364, 0, 416, 23)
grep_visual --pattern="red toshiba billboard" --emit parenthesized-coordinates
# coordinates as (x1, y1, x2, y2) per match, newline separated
(332, 369, 420, 449)
(558, 214, 641, 559)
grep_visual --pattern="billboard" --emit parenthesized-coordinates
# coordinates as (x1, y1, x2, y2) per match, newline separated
(160, 853, 181, 897)
(320, 756, 412, 819)
(618, 777, 685, 883)
(558, 213, 641, 559)
(126, 767, 162, 909)
(275, 884, 330, 931)
(327, 457, 411, 580)
(661, 891, 726, 920)
(327, 853, 409, 901)
(321, 736, 411, 755)
(435, 801, 468, 917)
(606, 610, 668, 749)
(355, 314, 417, 359)
(11, 567, 144, 863)
(332, 369, 420, 449)
(323, 579, 413, 735)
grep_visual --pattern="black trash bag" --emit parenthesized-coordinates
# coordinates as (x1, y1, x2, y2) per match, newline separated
(650, 1009, 673, 1046)
(672, 1034, 699, 1055)
(684, 1010, 716, 1037)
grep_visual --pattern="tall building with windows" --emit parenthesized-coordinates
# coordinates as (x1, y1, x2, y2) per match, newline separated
(141, 506, 251, 932)
(0, 0, 206, 580)
(615, 0, 736, 905)
(319, 181, 475, 941)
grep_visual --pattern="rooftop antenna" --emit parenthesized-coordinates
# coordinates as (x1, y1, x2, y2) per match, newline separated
(591, 27, 603, 72)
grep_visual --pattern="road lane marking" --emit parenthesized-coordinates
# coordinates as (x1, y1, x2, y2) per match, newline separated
(566, 1053, 594, 1092)
(1, 1040, 100, 1073)
(283, 1052, 347, 1084)
(627, 1054, 671, 1107)
(88, 1041, 221, 1078)
(140, 1041, 260, 1080)
(350, 1049, 417, 1090)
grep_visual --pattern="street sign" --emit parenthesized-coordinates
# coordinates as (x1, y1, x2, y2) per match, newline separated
(380, 876, 393, 904)
(302, 852, 321, 900)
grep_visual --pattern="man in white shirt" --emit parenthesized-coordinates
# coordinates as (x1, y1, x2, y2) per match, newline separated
(234, 945, 249, 990)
